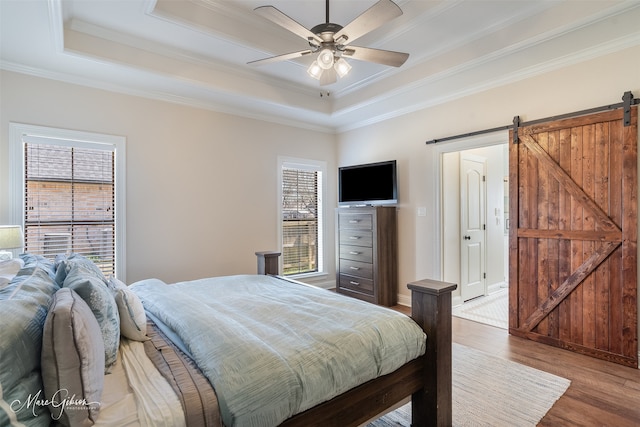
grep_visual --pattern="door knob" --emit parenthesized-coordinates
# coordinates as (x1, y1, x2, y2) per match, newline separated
(464, 235, 471, 240)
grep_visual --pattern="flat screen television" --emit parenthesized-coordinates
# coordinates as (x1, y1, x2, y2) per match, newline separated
(338, 160, 397, 206)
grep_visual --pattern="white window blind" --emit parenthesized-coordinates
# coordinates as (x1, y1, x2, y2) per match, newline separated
(282, 166, 322, 275)
(23, 140, 116, 276)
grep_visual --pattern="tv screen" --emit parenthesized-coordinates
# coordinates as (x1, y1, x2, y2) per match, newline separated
(338, 160, 397, 206)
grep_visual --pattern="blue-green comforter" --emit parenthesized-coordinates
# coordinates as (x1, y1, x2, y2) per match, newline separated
(131, 275, 426, 427)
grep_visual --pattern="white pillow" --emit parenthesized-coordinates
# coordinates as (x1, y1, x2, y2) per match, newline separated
(0, 258, 24, 288)
(108, 276, 148, 341)
(41, 288, 105, 426)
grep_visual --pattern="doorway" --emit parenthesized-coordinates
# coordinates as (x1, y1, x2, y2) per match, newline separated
(441, 142, 509, 321)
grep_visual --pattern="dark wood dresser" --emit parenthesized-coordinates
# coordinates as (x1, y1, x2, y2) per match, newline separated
(335, 206, 397, 306)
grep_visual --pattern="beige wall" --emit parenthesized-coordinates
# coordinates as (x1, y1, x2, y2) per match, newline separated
(337, 45, 640, 305)
(1, 44, 639, 311)
(0, 71, 337, 284)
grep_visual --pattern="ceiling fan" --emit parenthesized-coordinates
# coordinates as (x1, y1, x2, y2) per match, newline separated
(248, 0, 409, 85)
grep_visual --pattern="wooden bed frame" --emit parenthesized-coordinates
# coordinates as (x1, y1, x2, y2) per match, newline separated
(256, 252, 456, 427)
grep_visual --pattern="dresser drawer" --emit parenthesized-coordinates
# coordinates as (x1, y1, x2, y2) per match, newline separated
(339, 213, 373, 230)
(339, 245, 373, 263)
(339, 230, 373, 247)
(338, 274, 374, 295)
(339, 259, 373, 279)
(335, 206, 397, 306)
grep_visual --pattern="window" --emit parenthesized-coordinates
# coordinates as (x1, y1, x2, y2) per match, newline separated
(10, 123, 126, 279)
(279, 158, 325, 276)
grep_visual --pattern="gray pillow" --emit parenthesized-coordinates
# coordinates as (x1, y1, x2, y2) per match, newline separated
(55, 253, 106, 287)
(63, 265, 120, 372)
(41, 288, 105, 427)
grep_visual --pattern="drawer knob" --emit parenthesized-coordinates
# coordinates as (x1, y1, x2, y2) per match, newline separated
(349, 266, 360, 270)
(348, 220, 360, 224)
(350, 281, 360, 286)
(349, 236, 361, 239)
(349, 251, 361, 255)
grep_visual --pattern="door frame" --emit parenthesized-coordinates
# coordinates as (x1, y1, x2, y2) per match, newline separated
(433, 131, 509, 307)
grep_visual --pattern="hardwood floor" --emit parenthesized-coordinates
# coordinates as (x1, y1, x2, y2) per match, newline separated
(392, 305, 640, 426)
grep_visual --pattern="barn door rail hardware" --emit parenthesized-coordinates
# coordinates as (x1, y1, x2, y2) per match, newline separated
(425, 91, 639, 145)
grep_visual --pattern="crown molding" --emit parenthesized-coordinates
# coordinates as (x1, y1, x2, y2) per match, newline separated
(0, 61, 336, 134)
(334, 32, 640, 133)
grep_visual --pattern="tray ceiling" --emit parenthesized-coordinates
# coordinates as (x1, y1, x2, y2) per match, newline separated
(1, 0, 639, 132)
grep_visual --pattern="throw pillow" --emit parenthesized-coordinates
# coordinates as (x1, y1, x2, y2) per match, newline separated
(107, 276, 148, 341)
(41, 288, 104, 426)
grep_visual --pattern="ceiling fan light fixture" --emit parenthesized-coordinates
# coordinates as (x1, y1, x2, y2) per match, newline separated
(317, 48, 334, 70)
(251, 0, 409, 85)
(307, 61, 323, 80)
(334, 57, 351, 78)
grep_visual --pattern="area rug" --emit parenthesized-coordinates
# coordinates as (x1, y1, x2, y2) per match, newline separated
(452, 289, 509, 329)
(368, 343, 570, 427)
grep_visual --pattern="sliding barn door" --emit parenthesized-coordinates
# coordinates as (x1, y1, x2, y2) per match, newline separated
(509, 107, 638, 368)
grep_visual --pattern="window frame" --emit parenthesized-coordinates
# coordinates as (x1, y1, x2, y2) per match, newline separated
(277, 156, 327, 278)
(9, 123, 127, 281)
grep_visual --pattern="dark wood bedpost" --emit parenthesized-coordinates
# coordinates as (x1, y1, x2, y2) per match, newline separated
(255, 251, 281, 275)
(407, 278, 457, 427)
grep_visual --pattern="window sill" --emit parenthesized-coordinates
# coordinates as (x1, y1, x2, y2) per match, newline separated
(286, 271, 328, 281)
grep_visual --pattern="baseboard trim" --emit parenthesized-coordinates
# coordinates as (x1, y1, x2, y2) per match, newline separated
(488, 281, 508, 294)
(452, 295, 463, 307)
(397, 293, 411, 308)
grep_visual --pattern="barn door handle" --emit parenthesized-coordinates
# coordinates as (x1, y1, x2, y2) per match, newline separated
(463, 235, 471, 240)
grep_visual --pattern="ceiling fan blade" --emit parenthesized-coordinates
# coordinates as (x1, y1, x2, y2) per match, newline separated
(334, 0, 403, 45)
(247, 50, 313, 66)
(342, 46, 409, 67)
(255, 6, 323, 45)
(320, 67, 337, 86)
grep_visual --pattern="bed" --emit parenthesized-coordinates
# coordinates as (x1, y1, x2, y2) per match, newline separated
(0, 252, 455, 427)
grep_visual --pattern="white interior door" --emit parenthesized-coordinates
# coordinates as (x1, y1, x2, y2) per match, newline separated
(460, 154, 486, 301)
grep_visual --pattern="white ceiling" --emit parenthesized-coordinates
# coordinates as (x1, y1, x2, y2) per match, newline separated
(1, 0, 639, 132)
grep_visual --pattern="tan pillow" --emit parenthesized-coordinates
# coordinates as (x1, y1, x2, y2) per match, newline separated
(41, 288, 105, 426)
